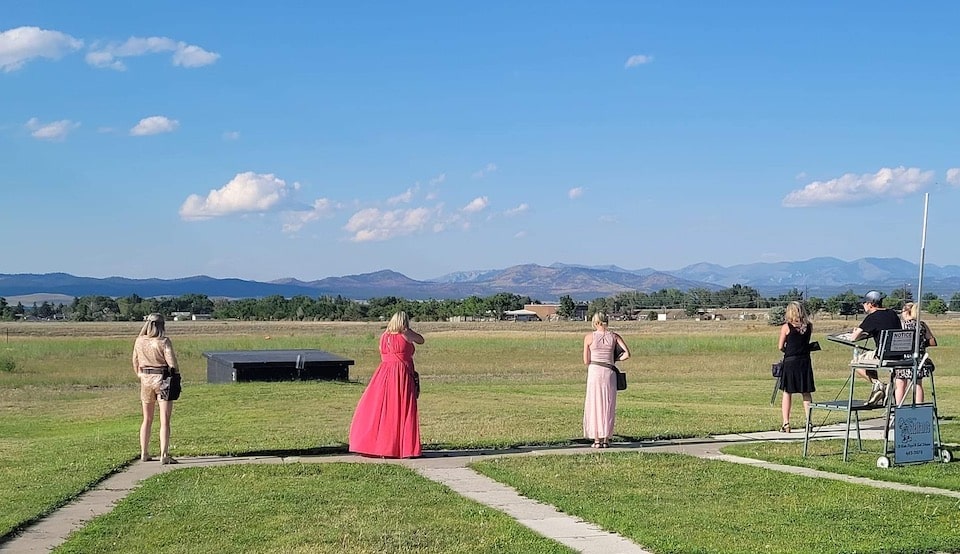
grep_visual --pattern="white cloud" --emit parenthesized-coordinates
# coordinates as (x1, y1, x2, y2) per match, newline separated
(222, 131, 240, 141)
(782, 166, 935, 208)
(504, 203, 529, 216)
(422, 173, 447, 200)
(0, 26, 83, 72)
(388, 186, 418, 205)
(472, 163, 498, 179)
(462, 196, 489, 213)
(130, 115, 179, 136)
(172, 43, 220, 67)
(344, 207, 433, 242)
(24, 117, 80, 141)
(514, 231, 527, 239)
(568, 187, 584, 199)
(282, 198, 337, 233)
(624, 54, 653, 68)
(947, 168, 960, 186)
(86, 36, 219, 70)
(180, 172, 292, 220)
(84, 50, 121, 70)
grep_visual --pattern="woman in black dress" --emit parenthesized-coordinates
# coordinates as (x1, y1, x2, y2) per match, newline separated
(777, 301, 815, 433)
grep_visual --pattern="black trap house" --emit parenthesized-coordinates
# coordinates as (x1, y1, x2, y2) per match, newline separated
(203, 349, 354, 383)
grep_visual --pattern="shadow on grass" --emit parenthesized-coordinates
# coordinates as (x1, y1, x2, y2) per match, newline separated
(231, 436, 706, 460)
(228, 432, 760, 461)
(233, 444, 351, 457)
(232, 443, 578, 459)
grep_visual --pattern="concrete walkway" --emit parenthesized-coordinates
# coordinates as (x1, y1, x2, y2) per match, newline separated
(2, 419, 954, 554)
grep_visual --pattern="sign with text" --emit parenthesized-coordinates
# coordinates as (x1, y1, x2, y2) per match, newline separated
(894, 404, 935, 464)
(889, 330, 915, 353)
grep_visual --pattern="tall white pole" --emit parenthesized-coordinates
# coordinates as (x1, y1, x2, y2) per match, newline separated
(912, 193, 930, 405)
(915, 194, 929, 329)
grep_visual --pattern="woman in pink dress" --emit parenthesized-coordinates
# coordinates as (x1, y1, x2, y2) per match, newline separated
(349, 311, 425, 458)
(583, 311, 630, 448)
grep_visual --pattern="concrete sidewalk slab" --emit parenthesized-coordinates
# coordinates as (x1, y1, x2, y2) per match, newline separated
(711, 453, 960, 498)
(417, 467, 652, 554)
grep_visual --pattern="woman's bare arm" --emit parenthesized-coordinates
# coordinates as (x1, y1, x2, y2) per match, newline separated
(403, 328, 425, 344)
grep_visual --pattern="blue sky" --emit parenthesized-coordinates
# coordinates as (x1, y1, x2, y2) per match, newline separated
(3, 2, 960, 282)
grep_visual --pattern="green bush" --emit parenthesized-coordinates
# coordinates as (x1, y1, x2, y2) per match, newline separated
(0, 356, 15, 372)
(768, 306, 786, 326)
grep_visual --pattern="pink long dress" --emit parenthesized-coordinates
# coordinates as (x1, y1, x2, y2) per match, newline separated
(348, 331, 422, 458)
(583, 330, 617, 440)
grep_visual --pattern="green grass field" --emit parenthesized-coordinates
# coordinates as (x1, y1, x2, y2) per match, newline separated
(1, 318, 958, 552)
(472, 453, 960, 554)
(56, 464, 574, 554)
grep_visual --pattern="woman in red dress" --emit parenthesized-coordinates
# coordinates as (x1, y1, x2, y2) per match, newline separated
(348, 311, 425, 458)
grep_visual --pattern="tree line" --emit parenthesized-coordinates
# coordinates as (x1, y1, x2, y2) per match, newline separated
(2, 285, 959, 322)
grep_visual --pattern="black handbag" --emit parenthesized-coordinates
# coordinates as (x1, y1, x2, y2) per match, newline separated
(615, 369, 627, 391)
(771, 361, 783, 379)
(159, 371, 182, 401)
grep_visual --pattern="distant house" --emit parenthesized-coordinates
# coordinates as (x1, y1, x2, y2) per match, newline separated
(694, 310, 728, 321)
(524, 304, 558, 320)
(163, 312, 213, 321)
(524, 303, 588, 321)
(503, 309, 541, 322)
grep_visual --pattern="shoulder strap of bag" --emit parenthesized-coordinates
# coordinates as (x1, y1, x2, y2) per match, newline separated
(593, 361, 620, 373)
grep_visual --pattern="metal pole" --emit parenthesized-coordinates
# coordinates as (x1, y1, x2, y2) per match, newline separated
(912, 193, 929, 407)
(915, 193, 947, 461)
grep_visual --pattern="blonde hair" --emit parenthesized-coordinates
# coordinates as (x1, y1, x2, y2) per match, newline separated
(902, 302, 918, 321)
(139, 313, 166, 338)
(591, 311, 609, 327)
(386, 311, 410, 334)
(784, 301, 809, 333)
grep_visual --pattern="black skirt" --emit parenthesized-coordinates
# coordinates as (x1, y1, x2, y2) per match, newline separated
(779, 354, 815, 394)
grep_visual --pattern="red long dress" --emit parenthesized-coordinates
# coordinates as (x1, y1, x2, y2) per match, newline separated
(348, 331, 421, 458)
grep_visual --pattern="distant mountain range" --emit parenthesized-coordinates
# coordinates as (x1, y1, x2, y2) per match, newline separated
(3, 257, 960, 304)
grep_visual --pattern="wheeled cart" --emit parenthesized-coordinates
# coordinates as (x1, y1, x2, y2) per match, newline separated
(875, 352, 952, 468)
(805, 329, 952, 466)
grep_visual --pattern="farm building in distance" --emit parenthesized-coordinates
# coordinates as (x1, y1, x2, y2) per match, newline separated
(523, 303, 589, 321)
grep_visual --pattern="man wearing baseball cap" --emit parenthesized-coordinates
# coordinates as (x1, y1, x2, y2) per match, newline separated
(846, 290, 902, 406)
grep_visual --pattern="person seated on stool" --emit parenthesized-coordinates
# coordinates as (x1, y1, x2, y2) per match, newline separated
(846, 290, 901, 407)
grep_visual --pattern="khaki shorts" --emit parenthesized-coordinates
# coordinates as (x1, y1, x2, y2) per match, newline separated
(139, 373, 164, 403)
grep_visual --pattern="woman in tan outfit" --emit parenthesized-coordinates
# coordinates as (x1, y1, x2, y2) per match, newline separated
(582, 311, 630, 448)
(132, 313, 180, 464)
